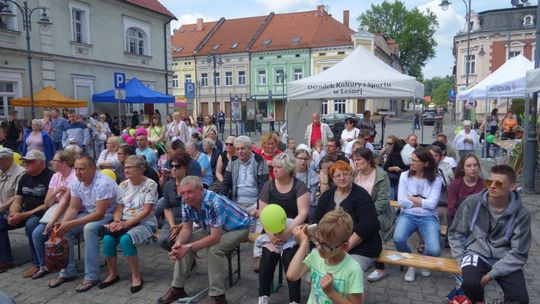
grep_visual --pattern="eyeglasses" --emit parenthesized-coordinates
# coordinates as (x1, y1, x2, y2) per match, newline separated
(485, 179, 504, 188)
(332, 172, 351, 179)
(170, 164, 183, 169)
(296, 157, 309, 161)
(225, 143, 234, 146)
(312, 236, 345, 253)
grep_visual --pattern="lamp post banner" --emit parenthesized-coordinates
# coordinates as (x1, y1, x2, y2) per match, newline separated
(231, 96, 241, 121)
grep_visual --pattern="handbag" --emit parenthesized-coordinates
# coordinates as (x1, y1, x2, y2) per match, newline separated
(102, 222, 133, 237)
(39, 204, 60, 224)
(45, 228, 69, 271)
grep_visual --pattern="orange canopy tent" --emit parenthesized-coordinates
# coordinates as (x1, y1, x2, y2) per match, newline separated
(10, 86, 87, 108)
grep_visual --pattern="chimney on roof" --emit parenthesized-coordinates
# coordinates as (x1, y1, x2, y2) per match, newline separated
(317, 5, 325, 16)
(343, 10, 349, 27)
(196, 18, 203, 31)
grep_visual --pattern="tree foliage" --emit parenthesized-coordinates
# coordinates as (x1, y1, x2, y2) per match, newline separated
(423, 75, 454, 97)
(432, 82, 452, 106)
(358, 0, 439, 80)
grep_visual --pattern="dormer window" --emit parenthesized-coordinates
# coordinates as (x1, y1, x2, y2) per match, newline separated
(231, 42, 238, 49)
(263, 39, 272, 46)
(212, 44, 220, 50)
(292, 36, 301, 44)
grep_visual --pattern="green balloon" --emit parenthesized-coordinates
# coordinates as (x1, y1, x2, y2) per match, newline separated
(129, 129, 136, 137)
(118, 137, 126, 144)
(260, 204, 287, 234)
(486, 134, 495, 144)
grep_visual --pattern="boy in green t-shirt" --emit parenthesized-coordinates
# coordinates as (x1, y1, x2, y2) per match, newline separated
(287, 210, 363, 304)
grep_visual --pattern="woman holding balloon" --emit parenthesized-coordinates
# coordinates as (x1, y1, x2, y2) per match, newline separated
(257, 153, 310, 304)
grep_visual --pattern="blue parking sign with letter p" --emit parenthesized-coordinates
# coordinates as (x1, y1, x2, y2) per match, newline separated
(114, 72, 126, 89)
(185, 82, 195, 99)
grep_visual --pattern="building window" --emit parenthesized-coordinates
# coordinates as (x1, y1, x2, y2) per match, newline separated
(334, 100, 346, 113)
(214, 72, 220, 86)
(463, 54, 475, 75)
(258, 70, 267, 85)
(275, 68, 284, 84)
(201, 73, 208, 87)
(126, 27, 147, 55)
(509, 51, 521, 58)
(322, 100, 328, 115)
(294, 68, 303, 80)
(172, 75, 178, 88)
(185, 74, 192, 83)
(238, 71, 246, 85)
(69, 1, 90, 44)
(225, 72, 232, 86)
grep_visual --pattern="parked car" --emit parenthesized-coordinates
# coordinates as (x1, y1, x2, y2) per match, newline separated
(321, 113, 357, 140)
(422, 108, 437, 125)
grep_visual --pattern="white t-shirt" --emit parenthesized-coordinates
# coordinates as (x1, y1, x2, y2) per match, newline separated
(400, 144, 416, 165)
(117, 177, 158, 227)
(340, 128, 360, 145)
(344, 140, 374, 156)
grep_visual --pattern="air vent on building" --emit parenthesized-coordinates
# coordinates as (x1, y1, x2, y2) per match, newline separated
(292, 36, 301, 43)
(277, 55, 282, 59)
(231, 42, 239, 49)
(175, 47, 183, 52)
(319, 53, 326, 56)
(259, 56, 264, 60)
(295, 54, 300, 57)
(338, 51, 345, 55)
(213, 44, 221, 50)
(263, 39, 272, 45)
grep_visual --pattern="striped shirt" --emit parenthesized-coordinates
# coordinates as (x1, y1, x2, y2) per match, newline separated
(182, 189, 250, 233)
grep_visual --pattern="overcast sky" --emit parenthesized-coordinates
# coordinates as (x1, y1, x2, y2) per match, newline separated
(160, 0, 537, 79)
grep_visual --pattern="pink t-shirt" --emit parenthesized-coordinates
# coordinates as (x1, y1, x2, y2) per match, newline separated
(49, 170, 76, 202)
(26, 132, 44, 151)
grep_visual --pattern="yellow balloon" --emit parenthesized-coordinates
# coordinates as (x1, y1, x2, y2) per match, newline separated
(100, 169, 116, 182)
(13, 152, 22, 165)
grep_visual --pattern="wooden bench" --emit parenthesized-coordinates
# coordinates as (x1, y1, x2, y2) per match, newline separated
(389, 200, 448, 237)
(376, 249, 459, 274)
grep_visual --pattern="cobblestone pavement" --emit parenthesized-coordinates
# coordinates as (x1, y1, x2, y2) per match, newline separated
(1, 114, 539, 303)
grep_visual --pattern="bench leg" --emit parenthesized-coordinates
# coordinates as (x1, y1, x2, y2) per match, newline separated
(226, 245, 241, 287)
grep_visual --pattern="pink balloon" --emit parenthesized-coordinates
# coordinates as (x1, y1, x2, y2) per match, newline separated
(121, 133, 129, 141)
(126, 137, 135, 146)
(135, 128, 147, 137)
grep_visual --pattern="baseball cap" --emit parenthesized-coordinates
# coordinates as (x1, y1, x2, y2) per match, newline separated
(0, 147, 14, 158)
(22, 150, 45, 162)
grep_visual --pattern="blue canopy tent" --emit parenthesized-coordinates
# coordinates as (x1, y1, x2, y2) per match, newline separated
(92, 77, 174, 103)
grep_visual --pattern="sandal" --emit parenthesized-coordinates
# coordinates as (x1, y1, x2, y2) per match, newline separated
(48, 276, 76, 288)
(75, 280, 98, 293)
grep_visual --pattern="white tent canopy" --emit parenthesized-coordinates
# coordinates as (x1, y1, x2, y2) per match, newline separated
(288, 46, 421, 100)
(458, 55, 534, 100)
(526, 68, 540, 94)
(286, 45, 422, 145)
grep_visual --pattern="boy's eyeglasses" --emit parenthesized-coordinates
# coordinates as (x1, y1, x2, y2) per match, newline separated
(170, 164, 183, 169)
(311, 236, 345, 253)
(485, 179, 504, 188)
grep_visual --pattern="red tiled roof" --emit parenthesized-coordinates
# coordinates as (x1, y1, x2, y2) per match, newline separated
(250, 10, 353, 52)
(124, 0, 176, 19)
(197, 16, 268, 55)
(172, 21, 219, 58)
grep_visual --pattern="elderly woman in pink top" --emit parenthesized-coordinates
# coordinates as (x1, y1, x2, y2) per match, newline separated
(22, 119, 55, 164)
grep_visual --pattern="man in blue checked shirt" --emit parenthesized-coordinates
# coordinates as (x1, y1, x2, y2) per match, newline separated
(158, 176, 249, 304)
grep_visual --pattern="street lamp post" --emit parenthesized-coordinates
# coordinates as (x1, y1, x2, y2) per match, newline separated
(207, 54, 222, 118)
(0, 0, 52, 120)
(440, 0, 471, 121)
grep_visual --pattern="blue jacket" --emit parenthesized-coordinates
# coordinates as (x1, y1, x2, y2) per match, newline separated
(22, 130, 55, 164)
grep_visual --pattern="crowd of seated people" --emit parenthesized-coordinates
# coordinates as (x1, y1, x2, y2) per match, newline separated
(0, 110, 531, 304)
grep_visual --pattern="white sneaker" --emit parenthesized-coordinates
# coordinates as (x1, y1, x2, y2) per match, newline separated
(420, 269, 431, 277)
(404, 267, 416, 282)
(258, 296, 269, 304)
(366, 270, 386, 282)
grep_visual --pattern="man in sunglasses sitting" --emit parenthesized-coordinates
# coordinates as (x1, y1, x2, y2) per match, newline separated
(448, 165, 531, 304)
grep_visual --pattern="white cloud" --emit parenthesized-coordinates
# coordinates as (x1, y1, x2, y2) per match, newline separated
(254, 0, 318, 12)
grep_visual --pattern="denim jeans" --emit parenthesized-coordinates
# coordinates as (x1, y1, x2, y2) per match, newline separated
(0, 214, 41, 266)
(32, 223, 48, 268)
(58, 213, 112, 281)
(393, 212, 441, 257)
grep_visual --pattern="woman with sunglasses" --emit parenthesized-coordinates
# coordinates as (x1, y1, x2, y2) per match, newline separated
(215, 136, 235, 183)
(31, 150, 76, 279)
(382, 135, 409, 200)
(157, 152, 190, 252)
(393, 148, 443, 282)
(340, 117, 360, 148)
(447, 154, 484, 232)
(314, 160, 382, 272)
(352, 148, 396, 282)
(257, 153, 310, 304)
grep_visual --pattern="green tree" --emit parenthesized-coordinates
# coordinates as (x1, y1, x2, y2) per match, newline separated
(358, 0, 439, 80)
(432, 82, 452, 107)
(424, 75, 454, 97)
